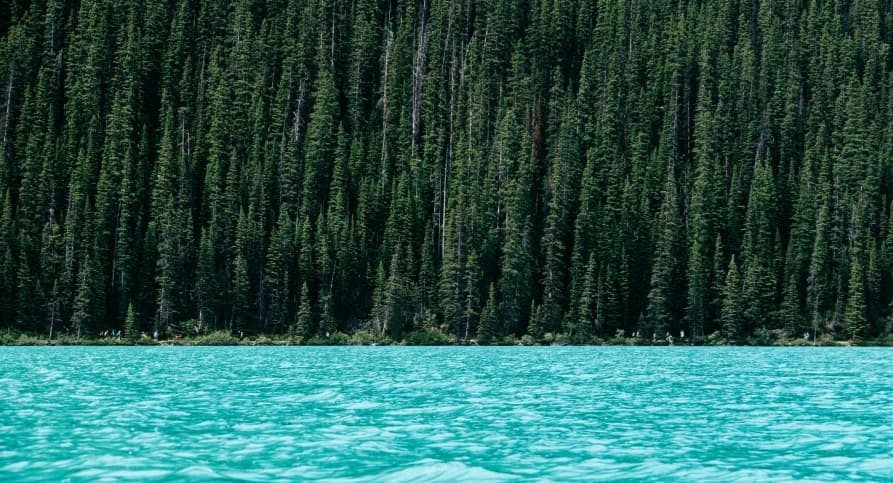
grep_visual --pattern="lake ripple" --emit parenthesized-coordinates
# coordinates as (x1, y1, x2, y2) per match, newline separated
(1, 347, 892, 481)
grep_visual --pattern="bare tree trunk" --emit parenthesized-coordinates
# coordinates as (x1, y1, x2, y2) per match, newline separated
(1, 68, 12, 156)
(380, 20, 393, 192)
(411, 0, 429, 151)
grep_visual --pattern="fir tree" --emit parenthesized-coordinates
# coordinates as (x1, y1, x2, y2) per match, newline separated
(644, 163, 682, 339)
(477, 283, 499, 344)
(124, 302, 137, 341)
(294, 281, 313, 341)
(721, 255, 743, 342)
(0, 0, 892, 343)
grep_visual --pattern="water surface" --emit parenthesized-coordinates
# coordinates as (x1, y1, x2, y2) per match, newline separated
(1, 347, 892, 481)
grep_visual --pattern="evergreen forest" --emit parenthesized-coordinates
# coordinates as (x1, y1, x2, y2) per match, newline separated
(3, 0, 893, 344)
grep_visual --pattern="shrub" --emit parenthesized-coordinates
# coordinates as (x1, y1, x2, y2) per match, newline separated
(192, 330, 239, 345)
(519, 334, 537, 346)
(133, 337, 158, 346)
(16, 335, 44, 346)
(404, 329, 456, 345)
(705, 331, 727, 346)
(783, 336, 812, 346)
(499, 334, 518, 346)
(348, 330, 373, 345)
(348, 330, 389, 345)
(0, 330, 18, 345)
(608, 329, 633, 345)
(747, 327, 773, 346)
(56, 334, 82, 345)
(328, 332, 350, 345)
(873, 334, 893, 346)
(181, 319, 206, 337)
(816, 333, 837, 346)
(551, 333, 571, 345)
(92, 337, 124, 346)
(251, 335, 276, 346)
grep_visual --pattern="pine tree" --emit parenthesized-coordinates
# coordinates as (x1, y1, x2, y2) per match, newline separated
(844, 198, 870, 341)
(644, 163, 682, 339)
(0, 192, 15, 325)
(462, 248, 481, 342)
(721, 255, 743, 342)
(687, 92, 721, 341)
(2, 0, 893, 343)
(477, 283, 499, 344)
(439, 210, 464, 336)
(294, 281, 313, 341)
(300, 47, 339, 220)
(71, 254, 96, 341)
(742, 158, 778, 332)
(575, 253, 599, 338)
(231, 253, 250, 332)
(540, 94, 580, 335)
(527, 301, 544, 340)
(498, 109, 534, 337)
(779, 258, 802, 338)
(124, 302, 137, 341)
(196, 229, 219, 330)
(265, 209, 292, 333)
(154, 103, 193, 330)
(16, 231, 42, 332)
(371, 260, 388, 337)
(844, 248, 867, 342)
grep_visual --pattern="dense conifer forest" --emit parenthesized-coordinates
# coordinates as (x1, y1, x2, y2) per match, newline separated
(2, 0, 893, 343)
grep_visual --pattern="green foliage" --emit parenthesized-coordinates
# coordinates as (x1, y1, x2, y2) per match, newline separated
(519, 335, 537, 346)
(747, 327, 775, 346)
(721, 256, 744, 342)
(644, 162, 683, 339)
(249, 335, 277, 346)
(123, 303, 137, 341)
(347, 330, 393, 346)
(705, 331, 727, 346)
(476, 283, 499, 344)
(1, 1, 893, 344)
(328, 332, 350, 346)
(293, 282, 313, 340)
(404, 329, 456, 346)
(15, 335, 46, 346)
(192, 331, 240, 346)
(305, 332, 349, 346)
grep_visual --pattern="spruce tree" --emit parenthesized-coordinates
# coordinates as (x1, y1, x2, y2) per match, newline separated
(742, 159, 778, 332)
(844, 249, 867, 342)
(644, 163, 682, 339)
(294, 281, 313, 341)
(124, 302, 137, 341)
(1, 0, 893, 343)
(265, 209, 292, 333)
(477, 283, 499, 344)
(721, 255, 743, 342)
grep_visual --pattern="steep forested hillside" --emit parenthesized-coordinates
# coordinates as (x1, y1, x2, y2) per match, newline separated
(2, 0, 893, 343)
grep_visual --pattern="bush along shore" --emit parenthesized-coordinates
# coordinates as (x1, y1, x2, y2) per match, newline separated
(3, 328, 892, 347)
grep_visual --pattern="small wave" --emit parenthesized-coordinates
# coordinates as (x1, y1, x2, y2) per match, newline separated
(176, 465, 223, 478)
(101, 469, 173, 480)
(2, 347, 893, 481)
(379, 460, 515, 481)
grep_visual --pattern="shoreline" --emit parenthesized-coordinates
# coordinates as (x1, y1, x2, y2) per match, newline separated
(1, 333, 888, 347)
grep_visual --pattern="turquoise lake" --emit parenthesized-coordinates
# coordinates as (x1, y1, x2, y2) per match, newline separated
(1, 347, 892, 481)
